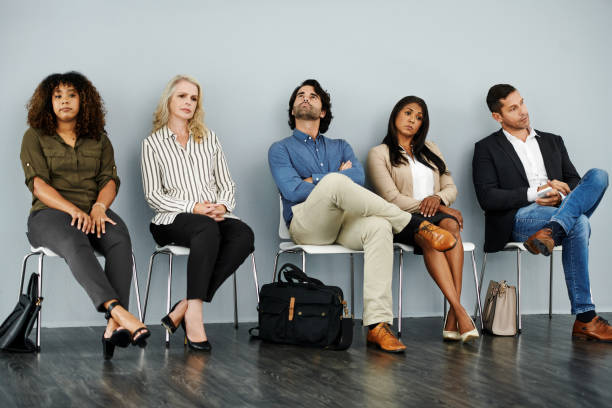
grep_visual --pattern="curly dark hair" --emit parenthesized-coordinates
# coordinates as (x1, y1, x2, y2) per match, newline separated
(287, 79, 333, 134)
(382, 96, 447, 174)
(27, 71, 106, 140)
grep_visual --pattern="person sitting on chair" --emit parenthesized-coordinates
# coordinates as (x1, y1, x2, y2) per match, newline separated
(141, 75, 254, 352)
(20, 71, 150, 360)
(268, 79, 457, 353)
(368, 96, 478, 342)
(472, 84, 611, 341)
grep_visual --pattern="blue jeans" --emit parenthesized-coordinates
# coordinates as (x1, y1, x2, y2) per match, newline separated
(512, 168, 609, 314)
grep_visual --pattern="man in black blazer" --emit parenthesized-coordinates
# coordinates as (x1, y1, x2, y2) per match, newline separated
(473, 84, 611, 341)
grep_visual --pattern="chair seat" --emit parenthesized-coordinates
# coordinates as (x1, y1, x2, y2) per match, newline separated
(393, 241, 476, 252)
(503, 242, 562, 252)
(156, 245, 190, 256)
(279, 241, 363, 255)
(30, 246, 104, 258)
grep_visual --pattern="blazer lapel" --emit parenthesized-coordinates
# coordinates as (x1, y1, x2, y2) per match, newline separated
(493, 129, 529, 184)
(534, 130, 554, 177)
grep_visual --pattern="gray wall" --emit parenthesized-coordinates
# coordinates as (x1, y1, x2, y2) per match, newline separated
(1, 0, 610, 327)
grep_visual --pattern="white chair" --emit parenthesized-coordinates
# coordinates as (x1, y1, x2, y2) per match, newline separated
(272, 197, 363, 316)
(142, 245, 259, 348)
(474, 242, 562, 333)
(394, 241, 484, 337)
(19, 246, 143, 352)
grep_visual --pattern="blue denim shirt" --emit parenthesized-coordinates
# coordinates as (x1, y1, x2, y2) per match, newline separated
(268, 129, 365, 226)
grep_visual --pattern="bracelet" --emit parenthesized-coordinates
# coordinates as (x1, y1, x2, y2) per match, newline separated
(92, 202, 107, 211)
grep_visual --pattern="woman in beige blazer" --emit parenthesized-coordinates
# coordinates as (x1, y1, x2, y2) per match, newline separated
(367, 96, 478, 343)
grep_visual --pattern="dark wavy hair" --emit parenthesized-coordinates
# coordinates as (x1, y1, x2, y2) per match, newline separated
(382, 96, 447, 174)
(27, 71, 106, 140)
(287, 79, 333, 134)
(486, 84, 516, 113)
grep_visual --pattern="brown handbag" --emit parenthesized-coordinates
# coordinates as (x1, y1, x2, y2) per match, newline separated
(482, 280, 517, 336)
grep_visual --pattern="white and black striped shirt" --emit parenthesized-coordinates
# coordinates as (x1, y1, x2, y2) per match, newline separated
(141, 126, 236, 225)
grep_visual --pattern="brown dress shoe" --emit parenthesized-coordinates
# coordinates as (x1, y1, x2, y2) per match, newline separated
(366, 323, 406, 353)
(572, 316, 612, 342)
(524, 228, 554, 256)
(414, 221, 457, 252)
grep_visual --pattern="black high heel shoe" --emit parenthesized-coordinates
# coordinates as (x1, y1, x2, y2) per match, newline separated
(105, 300, 151, 349)
(102, 335, 115, 360)
(161, 301, 184, 334)
(181, 316, 212, 351)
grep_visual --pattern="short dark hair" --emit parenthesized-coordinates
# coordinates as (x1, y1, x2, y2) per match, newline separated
(486, 84, 516, 113)
(27, 71, 106, 140)
(287, 79, 333, 134)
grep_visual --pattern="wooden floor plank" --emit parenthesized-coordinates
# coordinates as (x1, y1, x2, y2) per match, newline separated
(1, 314, 612, 407)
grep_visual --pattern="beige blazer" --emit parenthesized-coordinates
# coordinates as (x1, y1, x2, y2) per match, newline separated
(367, 141, 457, 213)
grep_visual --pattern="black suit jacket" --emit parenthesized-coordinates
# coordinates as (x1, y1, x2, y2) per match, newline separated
(472, 129, 581, 252)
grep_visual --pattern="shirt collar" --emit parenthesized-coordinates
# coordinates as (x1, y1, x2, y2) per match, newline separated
(293, 128, 323, 143)
(503, 127, 538, 143)
(162, 125, 192, 141)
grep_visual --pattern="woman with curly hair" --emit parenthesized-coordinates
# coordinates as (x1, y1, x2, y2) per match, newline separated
(20, 71, 150, 359)
(141, 75, 254, 351)
(367, 96, 479, 343)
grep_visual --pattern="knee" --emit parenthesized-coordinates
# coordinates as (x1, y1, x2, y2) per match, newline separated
(237, 223, 255, 252)
(585, 168, 609, 189)
(439, 219, 460, 238)
(316, 172, 351, 191)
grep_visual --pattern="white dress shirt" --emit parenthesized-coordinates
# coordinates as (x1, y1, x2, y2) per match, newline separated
(141, 126, 236, 225)
(503, 127, 548, 202)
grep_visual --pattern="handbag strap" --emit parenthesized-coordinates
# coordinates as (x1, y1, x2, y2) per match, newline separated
(278, 263, 324, 286)
(26, 273, 39, 300)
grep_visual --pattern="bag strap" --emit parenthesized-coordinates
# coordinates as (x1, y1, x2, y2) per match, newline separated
(26, 273, 39, 300)
(327, 318, 354, 350)
(279, 263, 324, 286)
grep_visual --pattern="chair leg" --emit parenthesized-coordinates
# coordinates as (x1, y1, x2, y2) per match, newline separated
(36, 253, 44, 352)
(251, 253, 259, 303)
(471, 251, 484, 330)
(301, 251, 306, 272)
(166, 253, 173, 348)
(474, 253, 487, 317)
(397, 248, 403, 337)
(142, 251, 161, 323)
(131, 252, 143, 322)
(233, 272, 238, 329)
(516, 249, 522, 333)
(273, 250, 282, 282)
(350, 253, 355, 316)
(549, 253, 553, 319)
(19, 252, 37, 300)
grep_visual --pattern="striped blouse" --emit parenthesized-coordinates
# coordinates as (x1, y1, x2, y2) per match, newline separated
(141, 125, 236, 225)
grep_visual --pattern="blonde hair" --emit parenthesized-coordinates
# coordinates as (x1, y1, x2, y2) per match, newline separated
(152, 75, 208, 142)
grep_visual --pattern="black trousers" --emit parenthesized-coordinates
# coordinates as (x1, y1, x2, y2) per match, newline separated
(27, 208, 133, 312)
(150, 214, 255, 302)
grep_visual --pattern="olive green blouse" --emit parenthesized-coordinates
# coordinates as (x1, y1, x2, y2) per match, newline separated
(20, 127, 120, 213)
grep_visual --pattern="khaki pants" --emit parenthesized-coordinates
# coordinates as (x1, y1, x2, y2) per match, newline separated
(289, 173, 412, 326)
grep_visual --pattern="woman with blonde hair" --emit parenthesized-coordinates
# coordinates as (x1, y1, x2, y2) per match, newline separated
(141, 75, 254, 351)
(367, 96, 478, 343)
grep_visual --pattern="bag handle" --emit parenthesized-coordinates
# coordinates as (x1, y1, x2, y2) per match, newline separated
(26, 273, 39, 300)
(278, 263, 324, 286)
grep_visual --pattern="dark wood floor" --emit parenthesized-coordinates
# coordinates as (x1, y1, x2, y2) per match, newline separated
(1, 314, 612, 408)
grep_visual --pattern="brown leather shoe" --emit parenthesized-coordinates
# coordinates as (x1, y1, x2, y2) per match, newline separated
(366, 323, 406, 353)
(572, 316, 612, 342)
(414, 221, 457, 252)
(524, 228, 554, 256)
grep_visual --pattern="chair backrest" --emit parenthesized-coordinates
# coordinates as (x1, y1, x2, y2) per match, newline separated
(278, 196, 291, 240)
